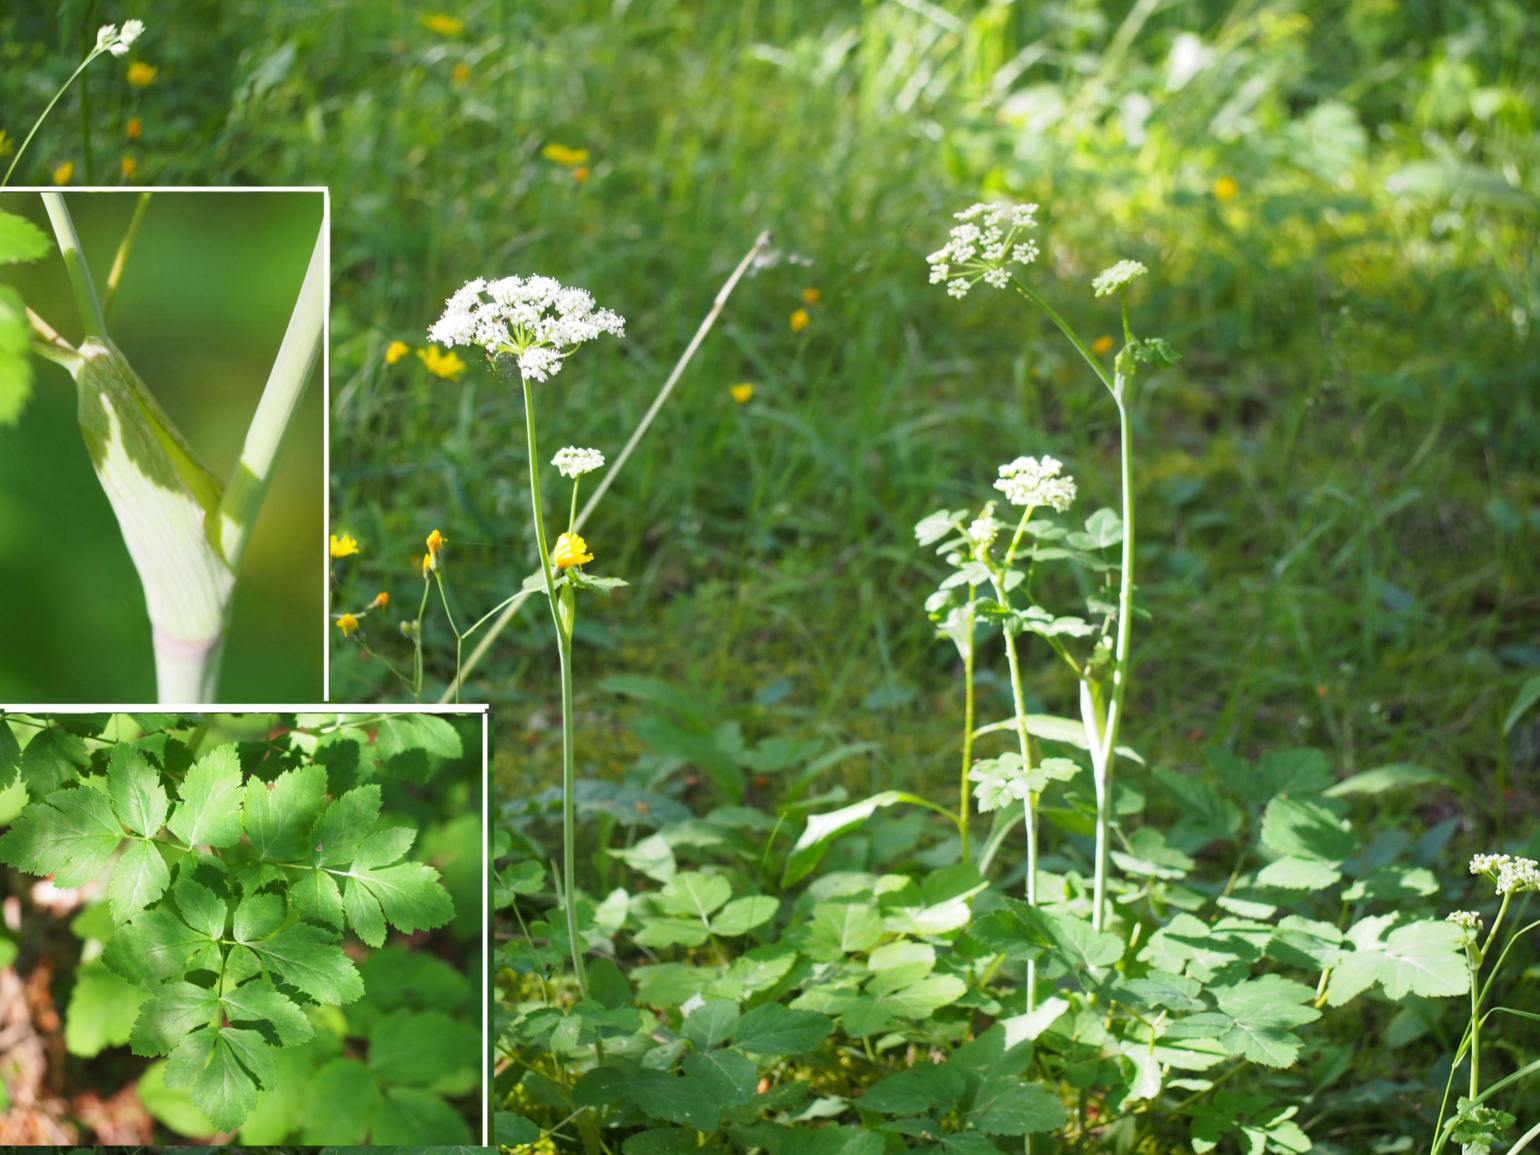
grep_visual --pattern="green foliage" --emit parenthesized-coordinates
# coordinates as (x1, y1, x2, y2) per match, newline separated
(0, 714, 472, 1138)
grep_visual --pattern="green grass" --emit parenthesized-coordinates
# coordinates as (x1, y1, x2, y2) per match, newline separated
(7, 0, 1529, 824)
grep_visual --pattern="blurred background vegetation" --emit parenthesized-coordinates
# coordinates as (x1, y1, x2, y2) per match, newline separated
(3, 0, 1533, 836)
(0, 191, 324, 701)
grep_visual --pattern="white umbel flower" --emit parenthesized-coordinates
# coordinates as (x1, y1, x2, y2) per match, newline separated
(1092, 259, 1148, 298)
(994, 455, 1076, 511)
(927, 202, 1040, 299)
(1471, 852, 1540, 895)
(552, 446, 605, 479)
(1445, 910, 1484, 933)
(427, 274, 624, 382)
(96, 19, 146, 56)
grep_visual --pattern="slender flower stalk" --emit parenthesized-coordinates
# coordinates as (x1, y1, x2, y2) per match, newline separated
(429, 274, 628, 1002)
(2, 21, 146, 187)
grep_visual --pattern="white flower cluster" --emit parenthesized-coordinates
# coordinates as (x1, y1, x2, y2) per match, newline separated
(1445, 909, 1484, 933)
(1092, 259, 1148, 298)
(995, 455, 1076, 511)
(927, 202, 1040, 299)
(95, 19, 145, 56)
(552, 446, 604, 479)
(967, 513, 1000, 554)
(1470, 852, 1540, 895)
(427, 275, 624, 382)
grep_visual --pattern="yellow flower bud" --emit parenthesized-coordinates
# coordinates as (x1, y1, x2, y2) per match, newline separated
(335, 613, 360, 637)
(552, 532, 593, 569)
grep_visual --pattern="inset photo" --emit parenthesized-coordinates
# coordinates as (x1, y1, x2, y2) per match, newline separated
(0, 190, 325, 702)
(0, 709, 487, 1145)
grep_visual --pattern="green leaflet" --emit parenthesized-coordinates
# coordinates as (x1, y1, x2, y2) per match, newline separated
(244, 763, 328, 861)
(338, 824, 455, 948)
(246, 922, 364, 1005)
(167, 744, 245, 847)
(107, 744, 170, 838)
(0, 785, 124, 888)
(164, 1024, 277, 1132)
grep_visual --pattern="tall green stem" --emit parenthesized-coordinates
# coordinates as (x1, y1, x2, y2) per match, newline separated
(958, 586, 976, 862)
(1091, 394, 1134, 932)
(993, 576, 1038, 1013)
(523, 379, 588, 999)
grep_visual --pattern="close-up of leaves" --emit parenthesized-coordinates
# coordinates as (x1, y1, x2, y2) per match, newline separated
(0, 712, 484, 1145)
(2, 1, 1539, 1153)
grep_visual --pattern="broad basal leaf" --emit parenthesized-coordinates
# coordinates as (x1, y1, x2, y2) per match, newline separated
(1170, 974, 1321, 1068)
(167, 744, 245, 848)
(732, 1003, 833, 1057)
(0, 785, 124, 887)
(1326, 917, 1469, 1006)
(969, 1077, 1068, 1134)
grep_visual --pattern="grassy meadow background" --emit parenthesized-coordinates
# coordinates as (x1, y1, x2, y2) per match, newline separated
(4, 0, 1533, 816)
(0, 190, 324, 701)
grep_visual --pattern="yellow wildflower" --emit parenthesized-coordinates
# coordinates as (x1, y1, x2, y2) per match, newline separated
(418, 345, 466, 380)
(802, 287, 821, 305)
(385, 339, 411, 365)
(1213, 176, 1239, 203)
(120, 156, 137, 180)
(789, 308, 810, 333)
(552, 532, 593, 569)
(730, 383, 755, 404)
(541, 143, 589, 168)
(126, 62, 157, 87)
(421, 12, 465, 36)
(1091, 335, 1114, 357)
(53, 161, 73, 185)
(571, 166, 590, 183)
(330, 533, 360, 558)
(335, 613, 360, 637)
(426, 529, 447, 567)
(125, 117, 142, 141)
(451, 63, 471, 86)
(370, 591, 390, 609)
